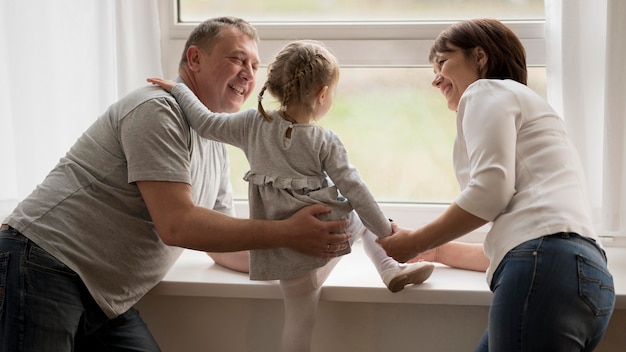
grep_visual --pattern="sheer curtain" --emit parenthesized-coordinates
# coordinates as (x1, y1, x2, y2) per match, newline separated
(545, 0, 626, 237)
(0, 0, 162, 217)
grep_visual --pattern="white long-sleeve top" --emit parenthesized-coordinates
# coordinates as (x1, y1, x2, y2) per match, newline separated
(454, 79, 597, 284)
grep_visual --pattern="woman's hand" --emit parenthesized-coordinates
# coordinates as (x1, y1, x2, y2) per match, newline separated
(376, 226, 423, 263)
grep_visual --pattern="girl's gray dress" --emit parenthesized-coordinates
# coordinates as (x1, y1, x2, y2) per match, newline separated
(171, 83, 391, 280)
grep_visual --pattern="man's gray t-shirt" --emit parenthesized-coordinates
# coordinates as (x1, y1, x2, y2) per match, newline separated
(5, 84, 234, 318)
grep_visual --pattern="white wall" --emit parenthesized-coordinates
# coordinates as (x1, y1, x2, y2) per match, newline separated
(136, 295, 625, 352)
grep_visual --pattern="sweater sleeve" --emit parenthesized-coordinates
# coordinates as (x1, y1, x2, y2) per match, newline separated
(170, 83, 250, 149)
(322, 132, 392, 238)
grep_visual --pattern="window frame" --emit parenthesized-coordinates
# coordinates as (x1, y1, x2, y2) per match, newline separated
(162, 1, 545, 69)
(159, 0, 545, 236)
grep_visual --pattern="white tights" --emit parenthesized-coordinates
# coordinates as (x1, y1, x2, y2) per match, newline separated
(279, 220, 398, 352)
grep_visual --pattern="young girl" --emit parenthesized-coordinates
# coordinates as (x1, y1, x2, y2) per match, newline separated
(148, 40, 434, 352)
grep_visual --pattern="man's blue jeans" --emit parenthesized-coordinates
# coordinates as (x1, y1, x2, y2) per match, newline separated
(475, 232, 615, 352)
(0, 227, 161, 351)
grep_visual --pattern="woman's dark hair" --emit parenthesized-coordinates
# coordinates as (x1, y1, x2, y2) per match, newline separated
(429, 19, 527, 85)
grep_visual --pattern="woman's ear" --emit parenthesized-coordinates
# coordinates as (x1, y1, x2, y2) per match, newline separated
(474, 47, 487, 73)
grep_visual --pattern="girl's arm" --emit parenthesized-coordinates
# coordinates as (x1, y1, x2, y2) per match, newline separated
(322, 133, 392, 238)
(148, 77, 221, 132)
(148, 78, 248, 148)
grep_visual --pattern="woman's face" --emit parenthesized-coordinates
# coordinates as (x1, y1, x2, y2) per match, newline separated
(431, 44, 482, 111)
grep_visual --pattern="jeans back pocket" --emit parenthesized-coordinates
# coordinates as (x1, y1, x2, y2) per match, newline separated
(577, 254, 615, 316)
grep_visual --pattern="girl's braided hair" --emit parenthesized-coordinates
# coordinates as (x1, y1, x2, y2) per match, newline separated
(258, 40, 339, 121)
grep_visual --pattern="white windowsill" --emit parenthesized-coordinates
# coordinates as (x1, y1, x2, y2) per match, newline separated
(147, 242, 626, 310)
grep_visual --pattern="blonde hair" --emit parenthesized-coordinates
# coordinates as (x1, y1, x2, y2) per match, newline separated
(257, 40, 339, 122)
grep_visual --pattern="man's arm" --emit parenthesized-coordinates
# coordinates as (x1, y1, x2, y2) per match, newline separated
(137, 181, 351, 257)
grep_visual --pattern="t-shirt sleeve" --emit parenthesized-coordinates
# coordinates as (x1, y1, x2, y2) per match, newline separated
(120, 97, 192, 184)
(213, 149, 236, 217)
(454, 81, 520, 221)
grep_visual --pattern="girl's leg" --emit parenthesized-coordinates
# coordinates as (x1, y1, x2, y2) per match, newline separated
(279, 258, 340, 352)
(357, 224, 434, 292)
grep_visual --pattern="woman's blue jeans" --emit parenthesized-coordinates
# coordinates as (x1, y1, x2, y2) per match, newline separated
(475, 232, 615, 352)
(0, 227, 161, 352)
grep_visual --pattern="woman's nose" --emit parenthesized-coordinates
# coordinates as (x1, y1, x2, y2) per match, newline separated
(432, 73, 442, 87)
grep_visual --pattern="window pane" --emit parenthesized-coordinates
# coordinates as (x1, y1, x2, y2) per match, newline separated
(227, 67, 546, 202)
(179, 0, 544, 22)
(181, 0, 547, 203)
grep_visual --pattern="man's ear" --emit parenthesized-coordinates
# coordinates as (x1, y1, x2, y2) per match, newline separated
(186, 45, 202, 72)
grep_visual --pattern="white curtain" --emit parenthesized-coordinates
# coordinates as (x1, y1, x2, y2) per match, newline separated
(0, 0, 162, 216)
(545, 0, 626, 237)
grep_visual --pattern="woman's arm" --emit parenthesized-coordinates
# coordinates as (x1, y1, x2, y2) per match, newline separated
(408, 241, 488, 272)
(377, 203, 488, 263)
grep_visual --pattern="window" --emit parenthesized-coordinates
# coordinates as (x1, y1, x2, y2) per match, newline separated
(166, 0, 545, 206)
(178, 0, 544, 22)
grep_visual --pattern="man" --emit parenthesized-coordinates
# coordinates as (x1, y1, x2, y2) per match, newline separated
(0, 17, 349, 351)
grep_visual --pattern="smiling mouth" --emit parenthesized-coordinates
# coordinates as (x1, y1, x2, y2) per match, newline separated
(229, 83, 244, 95)
(441, 85, 451, 97)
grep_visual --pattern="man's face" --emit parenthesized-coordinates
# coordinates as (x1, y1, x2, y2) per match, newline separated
(194, 27, 260, 113)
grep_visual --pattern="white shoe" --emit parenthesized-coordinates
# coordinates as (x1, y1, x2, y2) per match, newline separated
(381, 262, 435, 293)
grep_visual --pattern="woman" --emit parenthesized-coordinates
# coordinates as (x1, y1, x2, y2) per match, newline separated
(377, 19, 615, 351)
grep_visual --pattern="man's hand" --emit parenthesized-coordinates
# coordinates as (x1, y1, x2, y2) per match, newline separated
(282, 204, 351, 258)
